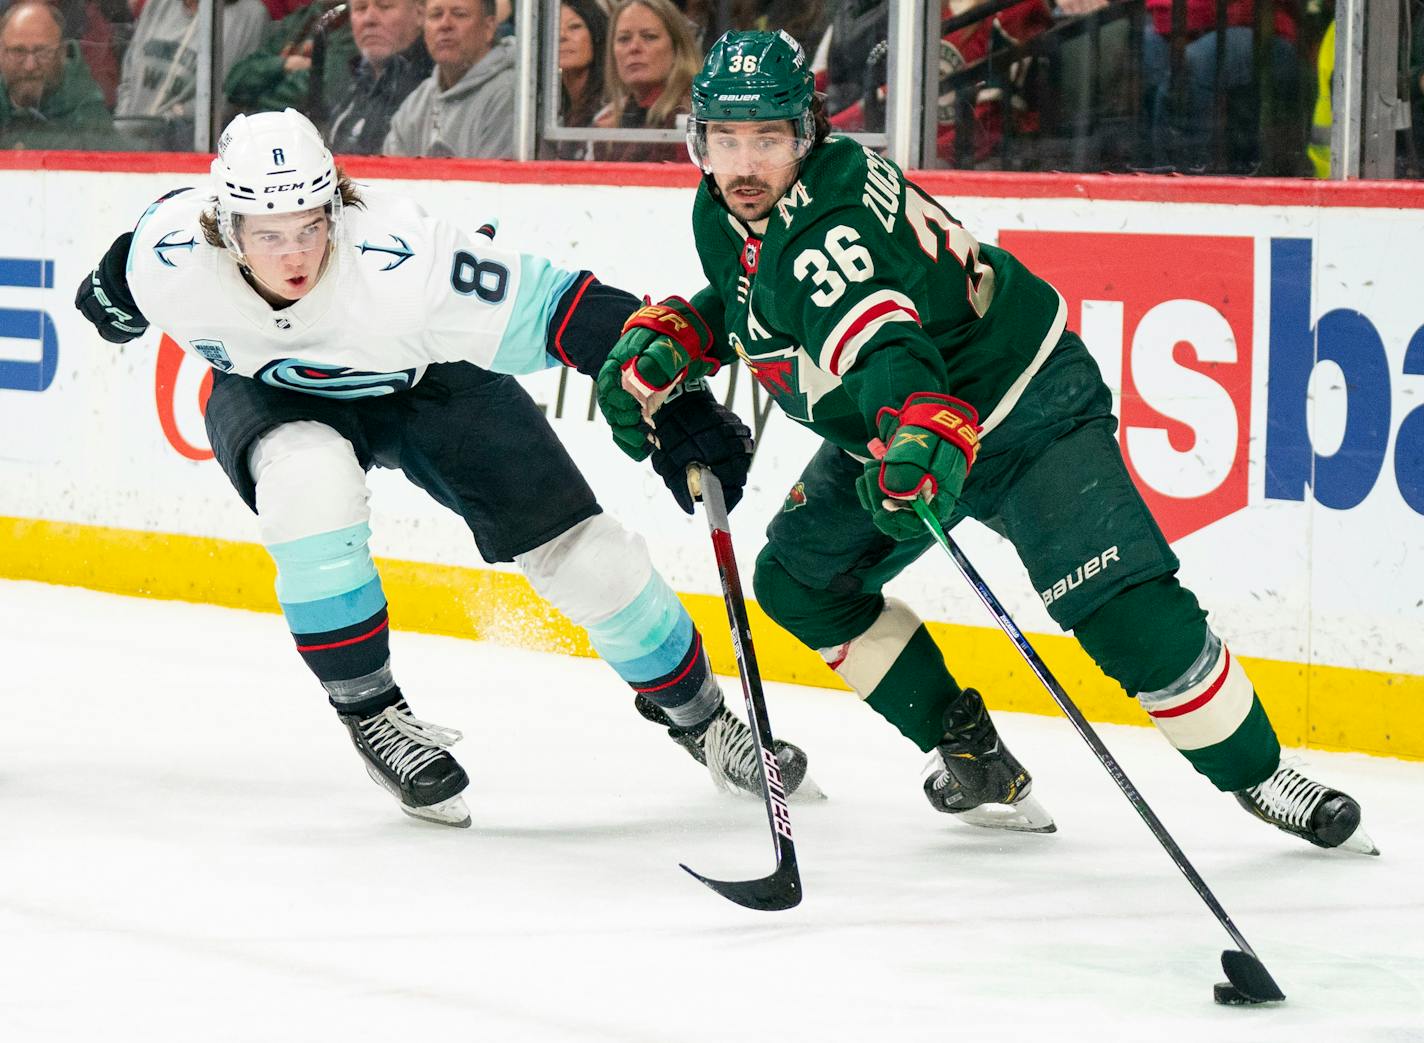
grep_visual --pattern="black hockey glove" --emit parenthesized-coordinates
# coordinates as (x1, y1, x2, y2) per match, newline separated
(75, 232, 149, 344)
(650, 383, 754, 514)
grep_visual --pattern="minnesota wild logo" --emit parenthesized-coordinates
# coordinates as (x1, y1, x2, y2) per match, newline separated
(782, 482, 808, 513)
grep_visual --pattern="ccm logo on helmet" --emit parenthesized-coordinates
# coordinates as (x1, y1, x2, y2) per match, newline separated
(264, 182, 307, 193)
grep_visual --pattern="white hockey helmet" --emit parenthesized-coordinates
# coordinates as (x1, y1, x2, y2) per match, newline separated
(210, 108, 342, 259)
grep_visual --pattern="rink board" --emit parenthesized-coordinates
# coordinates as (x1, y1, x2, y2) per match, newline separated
(0, 154, 1421, 759)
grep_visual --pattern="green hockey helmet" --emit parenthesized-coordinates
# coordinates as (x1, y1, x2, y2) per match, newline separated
(687, 30, 818, 176)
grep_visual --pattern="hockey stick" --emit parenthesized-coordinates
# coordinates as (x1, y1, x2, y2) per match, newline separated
(911, 500, 1284, 1005)
(678, 464, 802, 912)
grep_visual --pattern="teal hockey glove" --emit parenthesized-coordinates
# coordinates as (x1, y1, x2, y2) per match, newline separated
(857, 392, 980, 541)
(596, 299, 721, 460)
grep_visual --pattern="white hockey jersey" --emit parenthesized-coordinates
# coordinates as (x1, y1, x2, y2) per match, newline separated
(125, 184, 581, 396)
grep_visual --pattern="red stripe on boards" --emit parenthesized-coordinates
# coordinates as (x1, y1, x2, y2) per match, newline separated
(1147, 649, 1233, 719)
(6, 152, 1424, 208)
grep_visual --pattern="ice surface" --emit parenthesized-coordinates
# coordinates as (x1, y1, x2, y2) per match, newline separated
(1, 580, 1420, 1042)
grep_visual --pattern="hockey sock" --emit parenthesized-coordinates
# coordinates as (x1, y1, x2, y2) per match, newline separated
(267, 522, 398, 713)
(516, 515, 726, 730)
(820, 598, 963, 753)
(585, 571, 723, 730)
(1138, 633, 1280, 792)
(753, 554, 961, 751)
(1074, 576, 1280, 792)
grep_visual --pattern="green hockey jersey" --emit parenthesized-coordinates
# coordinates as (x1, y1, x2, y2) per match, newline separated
(686, 135, 1066, 455)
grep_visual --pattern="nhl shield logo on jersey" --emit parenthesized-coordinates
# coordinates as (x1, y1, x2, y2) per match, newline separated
(741, 238, 761, 275)
(190, 339, 234, 372)
(782, 482, 808, 513)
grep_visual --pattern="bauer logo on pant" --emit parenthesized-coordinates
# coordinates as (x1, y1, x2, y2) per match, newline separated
(1040, 546, 1120, 607)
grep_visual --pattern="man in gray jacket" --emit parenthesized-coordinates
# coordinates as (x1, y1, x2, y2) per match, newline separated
(115, 0, 268, 150)
(382, 0, 514, 157)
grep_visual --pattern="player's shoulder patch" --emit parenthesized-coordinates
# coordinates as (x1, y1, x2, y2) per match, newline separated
(345, 189, 430, 275)
(131, 185, 210, 274)
(352, 231, 418, 272)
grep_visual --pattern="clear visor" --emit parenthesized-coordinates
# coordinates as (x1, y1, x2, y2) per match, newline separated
(686, 118, 814, 176)
(221, 196, 342, 260)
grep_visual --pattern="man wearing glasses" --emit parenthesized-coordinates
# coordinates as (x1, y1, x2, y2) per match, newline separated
(0, 0, 120, 149)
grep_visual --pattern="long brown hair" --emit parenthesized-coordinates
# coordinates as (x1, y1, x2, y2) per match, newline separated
(603, 0, 700, 130)
(199, 171, 363, 248)
(560, 0, 608, 127)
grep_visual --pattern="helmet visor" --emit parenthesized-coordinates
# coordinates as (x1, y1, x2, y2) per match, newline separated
(224, 200, 342, 258)
(687, 117, 814, 176)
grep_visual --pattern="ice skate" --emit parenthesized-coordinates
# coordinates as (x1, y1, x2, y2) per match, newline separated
(1235, 758, 1378, 855)
(339, 697, 471, 828)
(635, 694, 822, 800)
(922, 688, 1055, 834)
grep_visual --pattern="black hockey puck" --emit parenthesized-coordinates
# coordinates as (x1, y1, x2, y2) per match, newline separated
(1214, 981, 1265, 1006)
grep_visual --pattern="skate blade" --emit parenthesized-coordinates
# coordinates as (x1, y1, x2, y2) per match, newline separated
(951, 793, 1056, 834)
(364, 765, 472, 828)
(400, 794, 472, 829)
(1335, 822, 1379, 856)
(790, 775, 828, 803)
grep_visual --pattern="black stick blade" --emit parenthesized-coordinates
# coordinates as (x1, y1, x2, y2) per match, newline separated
(1218, 949, 1286, 1004)
(679, 857, 802, 912)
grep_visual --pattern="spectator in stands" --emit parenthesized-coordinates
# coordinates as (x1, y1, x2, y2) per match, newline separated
(1308, 16, 1332, 178)
(544, 0, 604, 158)
(383, 0, 513, 157)
(115, 0, 267, 149)
(326, 0, 429, 153)
(820, 0, 888, 124)
(594, 0, 698, 162)
(826, 0, 1054, 168)
(1140, 0, 1303, 174)
(260, 0, 308, 19)
(676, 0, 829, 56)
(1047, 0, 1139, 172)
(17, 0, 122, 108)
(0, 0, 122, 146)
(225, 0, 359, 124)
(932, 0, 1053, 167)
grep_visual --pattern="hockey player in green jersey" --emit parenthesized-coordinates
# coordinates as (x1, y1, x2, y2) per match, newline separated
(596, 29, 1377, 852)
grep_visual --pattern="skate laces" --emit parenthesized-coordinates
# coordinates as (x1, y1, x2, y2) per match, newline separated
(360, 701, 462, 782)
(922, 750, 953, 791)
(702, 708, 759, 793)
(1248, 759, 1330, 831)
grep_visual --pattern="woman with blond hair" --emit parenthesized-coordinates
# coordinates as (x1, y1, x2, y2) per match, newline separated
(595, 0, 700, 162)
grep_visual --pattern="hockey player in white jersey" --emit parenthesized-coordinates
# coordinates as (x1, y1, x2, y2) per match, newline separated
(75, 108, 813, 827)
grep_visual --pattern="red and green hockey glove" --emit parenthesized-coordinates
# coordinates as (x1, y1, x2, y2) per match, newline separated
(596, 298, 721, 459)
(856, 392, 981, 541)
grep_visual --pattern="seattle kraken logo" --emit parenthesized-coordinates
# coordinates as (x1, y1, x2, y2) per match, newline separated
(257, 359, 417, 399)
(153, 230, 197, 268)
(357, 234, 415, 272)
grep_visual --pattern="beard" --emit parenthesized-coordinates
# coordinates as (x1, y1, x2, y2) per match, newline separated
(8, 74, 50, 109)
(722, 176, 776, 220)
